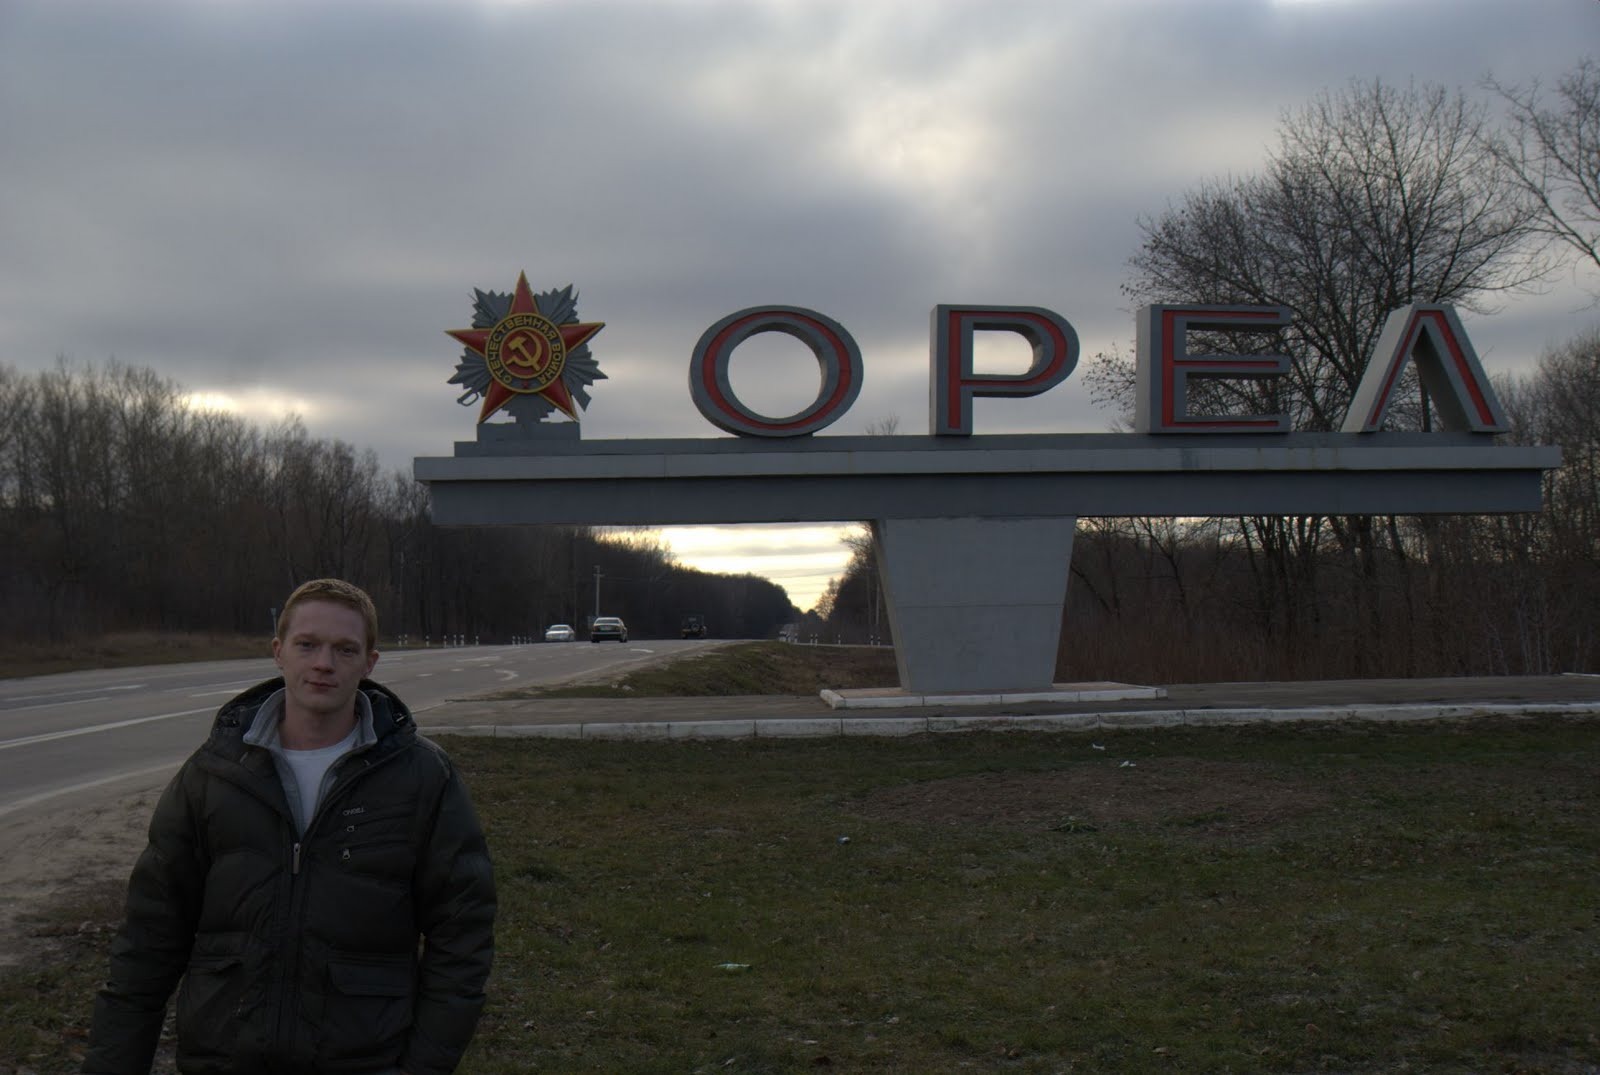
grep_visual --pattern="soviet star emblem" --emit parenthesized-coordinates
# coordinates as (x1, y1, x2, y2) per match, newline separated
(446, 272, 606, 423)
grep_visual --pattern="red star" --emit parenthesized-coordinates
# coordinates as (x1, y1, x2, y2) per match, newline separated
(447, 272, 604, 422)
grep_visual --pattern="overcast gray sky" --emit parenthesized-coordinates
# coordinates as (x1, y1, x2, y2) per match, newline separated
(2, 0, 1595, 611)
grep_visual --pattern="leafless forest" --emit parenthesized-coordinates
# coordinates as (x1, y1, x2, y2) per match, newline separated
(0, 361, 798, 646)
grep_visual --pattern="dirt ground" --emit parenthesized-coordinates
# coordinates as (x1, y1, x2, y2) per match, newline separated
(0, 777, 166, 970)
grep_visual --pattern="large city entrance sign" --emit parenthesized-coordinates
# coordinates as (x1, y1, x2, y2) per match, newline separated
(417, 283, 1559, 699)
(685, 302, 1510, 437)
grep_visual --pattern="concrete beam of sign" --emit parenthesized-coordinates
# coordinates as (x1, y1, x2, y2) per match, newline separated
(414, 432, 1560, 524)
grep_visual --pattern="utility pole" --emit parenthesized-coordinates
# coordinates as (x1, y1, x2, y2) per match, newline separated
(593, 565, 602, 621)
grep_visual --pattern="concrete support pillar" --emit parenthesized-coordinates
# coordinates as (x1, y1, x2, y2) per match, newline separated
(871, 516, 1077, 694)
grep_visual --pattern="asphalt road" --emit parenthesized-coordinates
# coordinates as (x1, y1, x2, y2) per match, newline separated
(0, 638, 719, 819)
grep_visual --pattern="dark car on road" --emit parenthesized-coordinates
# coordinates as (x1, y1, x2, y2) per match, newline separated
(590, 616, 628, 643)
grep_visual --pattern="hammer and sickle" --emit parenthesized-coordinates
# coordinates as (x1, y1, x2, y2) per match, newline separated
(506, 335, 544, 372)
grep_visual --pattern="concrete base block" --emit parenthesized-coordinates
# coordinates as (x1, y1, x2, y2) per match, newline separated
(500, 723, 584, 738)
(929, 713, 1102, 734)
(841, 717, 928, 737)
(873, 516, 1077, 693)
(583, 721, 672, 740)
(1070, 686, 1168, 704)
(755, 718, 843, 737)
(669, 720, 757, 739)
(1095, 709, 1185, 728)
(433, 700, 1600, 741)
(821, 682, 1165, 711)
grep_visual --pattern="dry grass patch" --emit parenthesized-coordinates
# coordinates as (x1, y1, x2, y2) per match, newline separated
(0, 631, 266, 679)
(493, 641, 900, 698)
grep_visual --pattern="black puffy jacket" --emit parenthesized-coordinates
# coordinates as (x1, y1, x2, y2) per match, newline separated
(84, 678, 496, 1075)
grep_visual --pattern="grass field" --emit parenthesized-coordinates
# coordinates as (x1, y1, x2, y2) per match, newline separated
(4, 712, 1597, 1073)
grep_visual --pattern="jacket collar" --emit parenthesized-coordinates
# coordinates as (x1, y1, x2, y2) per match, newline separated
(212, 677, 415, 753)
(240, 688, 378, 754)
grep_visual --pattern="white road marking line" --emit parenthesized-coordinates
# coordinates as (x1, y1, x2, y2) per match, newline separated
(3, 685, 143, 703)
(4, 695, 112, 713)
(0, 708, 213, 752)
(0, 760, 185, 819)
(167, 678, 267, 695)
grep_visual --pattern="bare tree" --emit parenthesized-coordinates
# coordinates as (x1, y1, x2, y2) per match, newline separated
(1120, 78, 1541, 428)
(1103, 78, 1544, 673)
(1487, 57, 1600, 290)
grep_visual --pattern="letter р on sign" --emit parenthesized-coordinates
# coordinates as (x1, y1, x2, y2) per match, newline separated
(929, 305, 1080, 435)
(689, 306, 864, 437)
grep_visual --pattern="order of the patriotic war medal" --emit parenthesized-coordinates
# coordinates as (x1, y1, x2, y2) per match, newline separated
(446, 272, 605, 424)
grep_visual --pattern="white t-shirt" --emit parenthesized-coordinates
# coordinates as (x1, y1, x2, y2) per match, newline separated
(279, 725, 359, 833)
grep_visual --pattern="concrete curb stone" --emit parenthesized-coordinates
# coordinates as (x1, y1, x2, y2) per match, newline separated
(420, 700, 1600, 741)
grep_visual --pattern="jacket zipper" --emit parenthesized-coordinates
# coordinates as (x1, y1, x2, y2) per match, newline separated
(273, 746, 405, 1056)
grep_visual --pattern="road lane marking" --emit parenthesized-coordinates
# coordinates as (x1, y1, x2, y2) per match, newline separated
(0, 707, 213, 752)
(0, 760, 186, 819)
(167, 678, 269, 696)
(2, 685, 144, 703)
(3, 695, 112, 713)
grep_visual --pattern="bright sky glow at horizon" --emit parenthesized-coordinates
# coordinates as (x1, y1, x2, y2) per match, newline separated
(2, 0, 1594, 618)
(619, 524, 866, 614)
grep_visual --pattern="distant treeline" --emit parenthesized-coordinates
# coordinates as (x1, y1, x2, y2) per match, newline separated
(0, 361, 797, 646)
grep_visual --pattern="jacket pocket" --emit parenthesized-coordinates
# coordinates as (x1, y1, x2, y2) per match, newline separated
(318, 953, 415, 1065)
(175, 933, 249, 1060)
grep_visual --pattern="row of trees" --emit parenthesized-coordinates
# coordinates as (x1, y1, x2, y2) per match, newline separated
(0, 361, 797, 646)
(819, 64, 1600, 681)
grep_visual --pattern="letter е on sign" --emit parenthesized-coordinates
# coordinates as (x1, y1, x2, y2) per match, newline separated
(1135, 305, 1293, 433)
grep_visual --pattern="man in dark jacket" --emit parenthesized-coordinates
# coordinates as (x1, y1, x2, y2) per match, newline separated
(84, 578, 496, 1075)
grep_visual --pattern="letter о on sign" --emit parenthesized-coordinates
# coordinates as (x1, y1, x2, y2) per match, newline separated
(689, 307, 864, 436)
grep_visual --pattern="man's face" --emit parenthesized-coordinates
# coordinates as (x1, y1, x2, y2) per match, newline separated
(272, 599, 379, 723)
